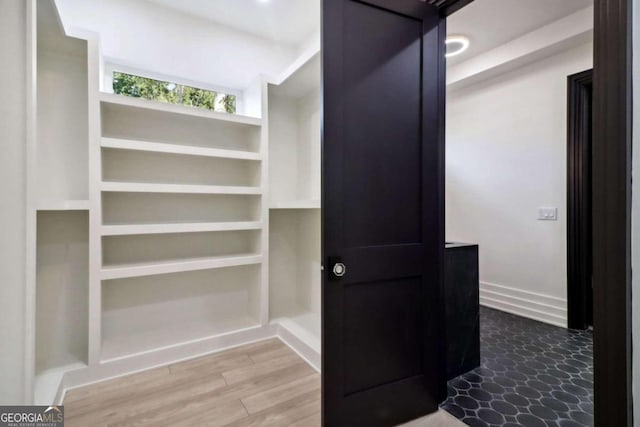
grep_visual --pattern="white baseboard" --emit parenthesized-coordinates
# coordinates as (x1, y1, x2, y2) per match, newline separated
(479, 281, 567, 328)
(277, 322, 321, 372)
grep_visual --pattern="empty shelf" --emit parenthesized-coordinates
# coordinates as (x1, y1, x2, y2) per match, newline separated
(100, 92, 262, 127)
(101, 253, 263, 280)
(101, 182, 262, 195)
(101, 221, 263, 236)
(101, 137, 261, 161)
(37, 200, 90, 211)
(270, 200, 320, 209)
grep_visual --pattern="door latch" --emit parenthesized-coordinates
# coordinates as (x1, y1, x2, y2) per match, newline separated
(333, 263, 346, 277)
(328, 257, 346, 280)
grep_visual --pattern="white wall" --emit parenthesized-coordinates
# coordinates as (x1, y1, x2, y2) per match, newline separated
(446, 42, 593, 327)
(0, 0, 27, 404)
(54, 0, 298, 91)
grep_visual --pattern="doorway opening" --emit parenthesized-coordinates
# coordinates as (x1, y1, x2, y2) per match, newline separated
(441, 1, 595, 426)
(567, 69, 594, 330)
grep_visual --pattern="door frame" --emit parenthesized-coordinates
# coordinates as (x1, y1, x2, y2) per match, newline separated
(436, 0, 633, 425)
(426, 0, 474, 17)
(591, 0, 632, 425)
(567, 69, 593, 330)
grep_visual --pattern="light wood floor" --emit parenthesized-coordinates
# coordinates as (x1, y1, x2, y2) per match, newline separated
(64, 339, 320, 427)
(63, 338, 464, 427)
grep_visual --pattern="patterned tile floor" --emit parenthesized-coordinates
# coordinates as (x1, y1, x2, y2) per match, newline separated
(441, 307, 593, 427)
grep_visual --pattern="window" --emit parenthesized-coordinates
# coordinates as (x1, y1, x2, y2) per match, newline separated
(112, 72, 237, 114)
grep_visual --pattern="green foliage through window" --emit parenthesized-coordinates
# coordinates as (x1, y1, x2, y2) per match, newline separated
(113, 72, 236, 114)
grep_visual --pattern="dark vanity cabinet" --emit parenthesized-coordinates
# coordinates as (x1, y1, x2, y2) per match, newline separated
(444, 243, 480, 380)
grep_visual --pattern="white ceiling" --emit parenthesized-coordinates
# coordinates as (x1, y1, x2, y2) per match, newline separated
(136, 0, 592, 66)
(146, 0, 320, 49)
(447, 0, 593, 65)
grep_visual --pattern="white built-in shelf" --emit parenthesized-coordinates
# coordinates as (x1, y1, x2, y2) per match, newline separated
(101, 182, 262, 195)
(101, 221, 263, 236)
(100, 316, 260, 363)
(37, 200, 90, 211)
(101, 137, 261, 161)
(270, 200, 320, 209)
(101, 253, 263, 280)
(100, 93, 263, 127)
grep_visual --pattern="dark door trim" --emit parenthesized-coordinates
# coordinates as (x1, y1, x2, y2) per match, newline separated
(426, 0, 474, 17)
(567, 69, 593, 330)
(592, 0, 633, 425)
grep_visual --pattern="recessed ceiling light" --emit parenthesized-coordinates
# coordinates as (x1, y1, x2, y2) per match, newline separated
(256, 0, 270, 3)
(445, 35, 470, 58)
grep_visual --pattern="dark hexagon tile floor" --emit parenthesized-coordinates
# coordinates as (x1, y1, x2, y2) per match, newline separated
(441, 307, 593, 427)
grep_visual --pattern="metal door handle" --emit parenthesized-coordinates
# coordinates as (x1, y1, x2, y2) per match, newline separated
(333, 262, 346, 277)
(328, 256, 346, 280)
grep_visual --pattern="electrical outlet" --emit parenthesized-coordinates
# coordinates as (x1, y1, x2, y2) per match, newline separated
(538, 207, 558, 221)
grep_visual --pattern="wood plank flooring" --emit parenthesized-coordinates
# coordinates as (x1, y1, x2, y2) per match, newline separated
(63, 339, 320, 427)
(63, 338, 464, 426)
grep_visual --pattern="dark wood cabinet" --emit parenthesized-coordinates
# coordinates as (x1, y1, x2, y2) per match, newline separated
(444, 243, 480, 381)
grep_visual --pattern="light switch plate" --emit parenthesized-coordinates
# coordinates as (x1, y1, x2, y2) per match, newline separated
(538, 207, 558, 221)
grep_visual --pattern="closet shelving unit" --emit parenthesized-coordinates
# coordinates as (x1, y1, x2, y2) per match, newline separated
(28, 0, 91, 404)
(267, 51, 322, 359)
(28, 0, 325, 404)
(94, 87, 268, 364)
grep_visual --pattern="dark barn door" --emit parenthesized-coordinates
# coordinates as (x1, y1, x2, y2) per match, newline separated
(322, 0, 445, 425)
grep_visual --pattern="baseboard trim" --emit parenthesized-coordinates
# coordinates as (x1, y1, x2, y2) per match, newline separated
(277, 323, 321, 372)
(480, 281, 567, 328)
